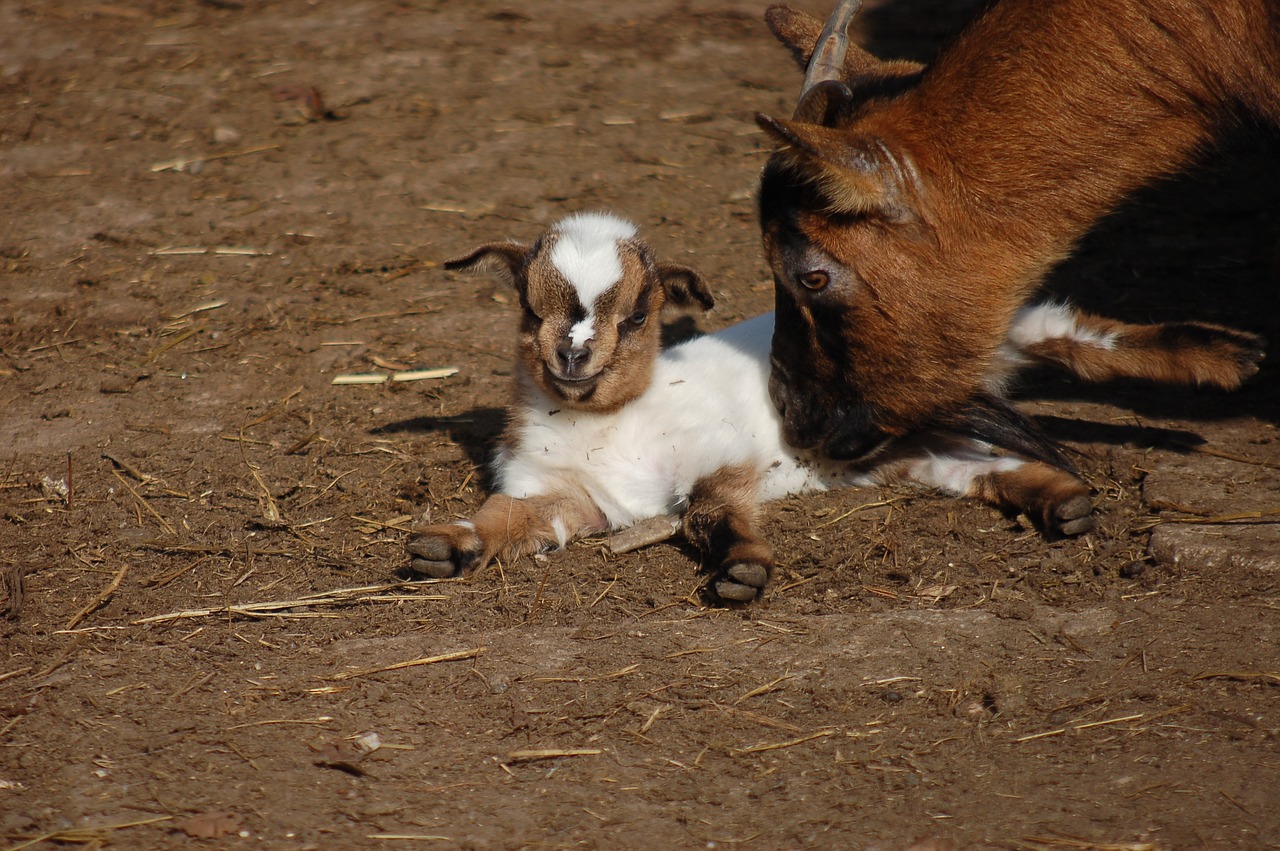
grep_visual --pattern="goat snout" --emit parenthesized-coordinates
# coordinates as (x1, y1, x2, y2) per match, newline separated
(555, 338, 594, 377)
(769, 363, 891, 462)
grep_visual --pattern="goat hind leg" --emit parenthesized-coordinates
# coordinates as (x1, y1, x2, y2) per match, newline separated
(967, 460, 1093, 538)
(1010, 304, 1265, 389)
(900, 451, 1093, 538)
(682, 465, 774, 604)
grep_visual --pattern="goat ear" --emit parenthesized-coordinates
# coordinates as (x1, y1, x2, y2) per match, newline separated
(764, 4, 922, 96)
(657, 264, 715, 312)
(756, 114, 913, 221)
(443, 241, 529, 289)
(764, 5, 829, 72)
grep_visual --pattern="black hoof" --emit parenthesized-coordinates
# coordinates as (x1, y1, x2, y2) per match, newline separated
(1054, 495, 1094, 537)
(713, 579, 761, 603)
(406, 535, 477, 578)
(710, 560, 770, 604)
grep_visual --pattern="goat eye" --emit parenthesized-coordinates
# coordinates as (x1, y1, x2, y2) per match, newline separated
(627, 310, 648, 327)
(798, 270, 830, 291)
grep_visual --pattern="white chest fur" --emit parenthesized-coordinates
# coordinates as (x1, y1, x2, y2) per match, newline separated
(495, 313, 859, 528)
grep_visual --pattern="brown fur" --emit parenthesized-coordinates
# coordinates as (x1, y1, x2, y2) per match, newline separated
(407, 491, 609, 577)
(757, 0, 1276, 460)
(681, 464, 775, 602)
(965, 462, 1094, 538)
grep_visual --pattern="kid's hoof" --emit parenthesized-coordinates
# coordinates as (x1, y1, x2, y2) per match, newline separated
(1054, 495, 1094, 536)
(409, 557, 460, 579)
(407, 534, 471, 578)
(727, 562, 769, 589)
(714, 579, 761, 603)
(712, 561, 770, 604)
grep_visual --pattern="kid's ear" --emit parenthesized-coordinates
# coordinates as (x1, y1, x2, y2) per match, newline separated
(658, 264, 715, 312)
(443, 241, 530, 289)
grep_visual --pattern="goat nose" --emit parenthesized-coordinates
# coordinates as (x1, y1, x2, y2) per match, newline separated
(556, 339, 592, 373)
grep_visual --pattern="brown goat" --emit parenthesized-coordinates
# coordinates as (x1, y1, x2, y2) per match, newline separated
(756, 0, 1272, 462)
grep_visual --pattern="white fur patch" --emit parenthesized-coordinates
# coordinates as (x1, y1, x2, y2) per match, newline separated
(549, 516, 570, 549)
(907, 453, 1025, 497)
(1008, 302, 1116, 350)
(567, 317, 595, 348)
(550, 213, 637, 346)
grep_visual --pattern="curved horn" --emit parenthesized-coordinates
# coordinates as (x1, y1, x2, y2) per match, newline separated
(796, 0, 864, 113)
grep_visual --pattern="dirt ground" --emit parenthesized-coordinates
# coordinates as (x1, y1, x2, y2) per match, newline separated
(2, 0, 1279, 848)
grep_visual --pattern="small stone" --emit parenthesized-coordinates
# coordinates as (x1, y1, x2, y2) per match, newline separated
(212, 125, 241, 145)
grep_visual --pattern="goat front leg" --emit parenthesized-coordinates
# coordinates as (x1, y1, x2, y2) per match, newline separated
(682, 465, 774, 604)
(407, 490, 606, 578)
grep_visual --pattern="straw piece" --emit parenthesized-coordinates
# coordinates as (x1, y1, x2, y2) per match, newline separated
(391, 368, 459, 382)
(6, 816, 174, 851)
(332, 373, 388, 385)
(66, 562, 129, 629)
(503, 748, 602, 763)
(326, 648, 485, 681)
(1014, 713, 1146, 743)
(1191, 670, 1280, 686)
(110, 468, 176, 535)
(133, 581, 450, 624)
(732, 729, 835, 755)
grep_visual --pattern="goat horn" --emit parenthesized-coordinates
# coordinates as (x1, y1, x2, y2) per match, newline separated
(796, 0, 863, 113)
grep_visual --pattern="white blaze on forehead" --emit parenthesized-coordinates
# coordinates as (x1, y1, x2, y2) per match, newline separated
(549, 213, 637, 346)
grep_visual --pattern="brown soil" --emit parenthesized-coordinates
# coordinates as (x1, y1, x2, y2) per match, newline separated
(2, 1, 1278, 848)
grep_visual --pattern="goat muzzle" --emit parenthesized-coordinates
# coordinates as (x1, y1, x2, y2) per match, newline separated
(768, 361, 889, 461)
(554, 339, 594, 379)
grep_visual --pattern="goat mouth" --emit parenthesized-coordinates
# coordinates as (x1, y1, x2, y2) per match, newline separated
(549, 371, 600, 386)
(543, 364, 603, 396)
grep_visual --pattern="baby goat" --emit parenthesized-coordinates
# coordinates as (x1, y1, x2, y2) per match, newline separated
(407, 213, 1246, 603)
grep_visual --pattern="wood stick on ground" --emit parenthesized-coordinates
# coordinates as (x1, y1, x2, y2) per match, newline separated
(33, 634, 87, 681)
(245, 461, 282, 524)
(1160, 506, 1280, 525)
(66, 562, 129, 629)
(1179, 440, 1280, 471)
(102, 451, 156, 484)
(0, 666, 32, 685)
(1014, 713, 1146, 743)
(605, 514, 681, 554)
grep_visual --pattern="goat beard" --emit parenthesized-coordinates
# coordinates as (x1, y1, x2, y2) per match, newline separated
(922, 392, 1076, 474)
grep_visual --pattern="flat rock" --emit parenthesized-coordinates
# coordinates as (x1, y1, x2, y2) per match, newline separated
(1149, 523, 1280, 572)
(1142, 450, 1280, 572)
